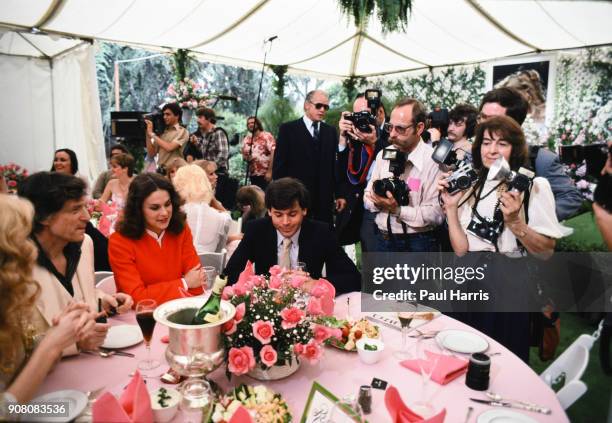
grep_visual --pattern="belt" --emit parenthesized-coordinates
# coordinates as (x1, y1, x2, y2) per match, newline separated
(379, 229, 434, 241)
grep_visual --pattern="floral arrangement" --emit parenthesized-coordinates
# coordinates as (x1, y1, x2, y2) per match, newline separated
(1, 163, 28, 193)
(165, 77, 208, 109)
(87, 199, 120, 237)
(208, 385, 291, 423)
(221, 262, 340, 378)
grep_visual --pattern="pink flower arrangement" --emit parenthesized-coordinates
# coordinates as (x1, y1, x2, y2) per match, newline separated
(1, 163, 28, 194)
(165, 78, 209, 109)
(222, 261, 335, 378)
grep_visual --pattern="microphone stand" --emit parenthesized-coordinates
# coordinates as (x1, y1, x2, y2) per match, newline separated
(244, 36, 277, 186)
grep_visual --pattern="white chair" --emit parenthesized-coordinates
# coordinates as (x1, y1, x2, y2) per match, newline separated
(94, 271, 113, 285)
(540, 337, 592, 410)
(96, 275, 117, 295)
(198, 249, 227, 275)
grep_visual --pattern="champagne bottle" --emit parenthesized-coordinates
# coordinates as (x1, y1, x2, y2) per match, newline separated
(192, 275, 227, 324)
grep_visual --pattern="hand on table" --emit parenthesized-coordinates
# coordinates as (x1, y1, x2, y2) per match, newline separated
(101, 292, 133, 314)
(184, 264, 204, 289)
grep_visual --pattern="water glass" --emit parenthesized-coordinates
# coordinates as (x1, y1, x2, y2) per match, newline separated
(328, 395, 364, 422)
(411, 338, 440, 418)
(180, 378, 213, 419)
(202, 266, 217, 290)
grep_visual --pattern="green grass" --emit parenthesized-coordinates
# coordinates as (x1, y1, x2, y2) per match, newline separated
(557, 211, 607, 252)
(529, 313, 611, 422)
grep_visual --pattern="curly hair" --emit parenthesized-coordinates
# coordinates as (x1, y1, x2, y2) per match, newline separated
(0, 195, 40, 372)
(117, 173, 186, 239)
(472, 115, 528, 173)
(173, 165, 213, 204)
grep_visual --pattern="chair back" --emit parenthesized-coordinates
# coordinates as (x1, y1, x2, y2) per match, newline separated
(96, 275, 117, 295)
(94, 271, 113, 284)
(198, 249, 227, 275)
(541, 343, 590, 386)
(556, 380, 588, 410)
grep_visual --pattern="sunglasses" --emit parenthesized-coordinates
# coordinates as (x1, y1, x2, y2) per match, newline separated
(383, 123, 414, 135)
(309, 101, 330, 111)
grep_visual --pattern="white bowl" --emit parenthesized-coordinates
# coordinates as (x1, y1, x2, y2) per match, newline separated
(150, 387, 181, 423)
(356, 338, 385, 365)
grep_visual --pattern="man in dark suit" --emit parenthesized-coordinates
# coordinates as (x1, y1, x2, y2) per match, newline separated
(224, 178, 361, 295)
(272, 90, 343, 224)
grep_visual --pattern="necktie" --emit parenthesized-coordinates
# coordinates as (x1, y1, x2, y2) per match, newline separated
(279, 237, 292, 269)
(312, 122, 320, 142)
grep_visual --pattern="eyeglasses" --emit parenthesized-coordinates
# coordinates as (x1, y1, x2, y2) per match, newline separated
(309, 101, 330, 111)
(383, 123, 414, 135)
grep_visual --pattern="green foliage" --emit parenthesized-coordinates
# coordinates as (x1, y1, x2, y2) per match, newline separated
(259, 97, 299, 138)
(338, 0, 413, 33)
(269, 65, 289, 98)
(171, 49, 195, 85)
(342, 76, 367, 102)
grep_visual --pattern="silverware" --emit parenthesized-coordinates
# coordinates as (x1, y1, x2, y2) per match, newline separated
(485, 392, 551, 414)
(86, 386, 105, 401)
(365, 315, 401, 332)
(101, 348, 135, 357)
(464, 406, 473, 423)
(470, 398, 552, 415)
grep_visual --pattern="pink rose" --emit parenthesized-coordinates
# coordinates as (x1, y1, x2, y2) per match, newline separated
(311, 323, 338, 342)
(222, 286, 234, 300)
(7, 180, 16, 187)
(222, 319, 237, 335)
(289, 275, 307, 288)
(259, 345, 278, 367)
(232, 282, 248, 297)
(228, 346, 255, 376)
(293, 343, 304, 355)
(301, 339, 323, 364)
(252, 320, 275, 344)
(234, 302, 246, 323)
(280, 307, 304, 329)
(269, 265, 282, 276)
(269, 275, 283, 289)
(306, 297, 323, 316)
(248, 275, 264, 287)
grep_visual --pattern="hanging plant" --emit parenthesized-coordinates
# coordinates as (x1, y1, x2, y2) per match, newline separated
(269, 65, 289, 98)
(338, 0, 413, 33)
(171, 49, 195, 85)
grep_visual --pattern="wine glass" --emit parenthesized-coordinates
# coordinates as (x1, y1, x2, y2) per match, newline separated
(393, 310, 415, 360)
(411, 337, 440, 418)
(328, 395, 364, 422)
(136, 299, 160, 370)
(202, 266, 217, 291)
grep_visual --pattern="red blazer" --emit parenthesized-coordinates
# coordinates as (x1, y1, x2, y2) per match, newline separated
(109, 226, 203, 305)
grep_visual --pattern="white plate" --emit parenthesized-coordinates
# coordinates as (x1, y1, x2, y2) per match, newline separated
(26, 389, 88, 422)
(477, 409, 539, 423)
(435, 329, 488, 354)
(102, 324, 143, 349)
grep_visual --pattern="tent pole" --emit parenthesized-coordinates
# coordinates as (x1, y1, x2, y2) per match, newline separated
(114, 61, 120, 111)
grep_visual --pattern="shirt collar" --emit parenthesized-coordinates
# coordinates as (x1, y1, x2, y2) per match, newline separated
(146, 229, 166, 246)
(276, 228, 301, 248)
(406, 140, 429, 173)
(303, 115, 317, 130)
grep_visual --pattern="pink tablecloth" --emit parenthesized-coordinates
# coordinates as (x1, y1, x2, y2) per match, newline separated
(37, 292, 568, 422)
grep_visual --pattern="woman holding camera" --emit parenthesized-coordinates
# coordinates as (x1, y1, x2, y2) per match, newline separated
(438, 116, 570, 361)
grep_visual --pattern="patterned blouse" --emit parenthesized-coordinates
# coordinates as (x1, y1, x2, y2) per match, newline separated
(242, 131, 276, 176)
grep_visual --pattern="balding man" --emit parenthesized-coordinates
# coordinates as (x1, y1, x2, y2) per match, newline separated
(273, 90, 342, 224)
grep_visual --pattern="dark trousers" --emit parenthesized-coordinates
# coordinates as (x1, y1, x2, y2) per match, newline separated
(375, 230, 440, 253)
(360, 209, 378, 252)
(249, 175, 269, 191)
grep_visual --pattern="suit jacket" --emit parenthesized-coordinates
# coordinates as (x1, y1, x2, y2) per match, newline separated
(534, 147, 582, 221)
(224, 217, 361, 295)
(32, 234, 100, 356)
(273, 118, 339, 223)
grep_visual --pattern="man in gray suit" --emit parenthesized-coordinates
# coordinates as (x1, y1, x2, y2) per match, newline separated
(478, 88, 582, 221)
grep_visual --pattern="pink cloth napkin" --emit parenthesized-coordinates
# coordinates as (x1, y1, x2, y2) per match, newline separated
(238, 260, 255, 285)
(229, 405, 254, 423)
(385, 385, 446, 423)
(400, 351, 468, 385)
(311, 279, 335, 316)
(92, 371, 153, 423)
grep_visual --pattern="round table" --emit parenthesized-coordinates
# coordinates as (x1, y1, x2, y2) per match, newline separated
(37, 292, 568, 422)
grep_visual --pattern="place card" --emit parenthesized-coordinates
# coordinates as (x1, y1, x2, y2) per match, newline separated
(301, 382, 364, 423)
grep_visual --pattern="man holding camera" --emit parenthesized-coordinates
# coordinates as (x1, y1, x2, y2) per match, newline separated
(364, 98, 444, 252)
(447, 104, 478, 160)
(145, 102, 189, 173)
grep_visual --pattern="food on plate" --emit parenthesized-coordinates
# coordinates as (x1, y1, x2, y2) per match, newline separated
(208, 384, 291, 423)
(363, 343, 378, 351)
(412, 312, 435, 321)
(318, 317, 380, 351)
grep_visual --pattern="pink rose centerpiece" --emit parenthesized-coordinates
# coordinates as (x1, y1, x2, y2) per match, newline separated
(165, 78, 209, 109)
(1, 162, 28, 194)
(222, 262, 337, 380)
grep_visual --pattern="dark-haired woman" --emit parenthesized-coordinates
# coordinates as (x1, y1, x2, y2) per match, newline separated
(51, 148, 79, 175)
(438, 116, 571, 362)
(109, 173, 204, 305)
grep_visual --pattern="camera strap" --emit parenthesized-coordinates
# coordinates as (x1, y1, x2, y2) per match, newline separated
(347, 142, 375, 185)
(386, 213, 408, 249)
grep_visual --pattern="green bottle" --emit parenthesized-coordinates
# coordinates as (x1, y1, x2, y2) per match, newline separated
(192, 275, 227, 324)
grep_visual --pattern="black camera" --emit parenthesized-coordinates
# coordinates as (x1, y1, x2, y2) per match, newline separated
(372, 148, 410, 206)
(365, 89, 382, 113)
(143, 110, 165, 135)
(432, 139, 478, 194)
(467, 212, 504, 245)
(345, 111, 377, 133)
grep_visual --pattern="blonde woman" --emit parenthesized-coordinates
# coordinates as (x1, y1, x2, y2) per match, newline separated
(0, 195, 95, 404)
(193, 159, 226, 212)
(173, 164, 231, 253)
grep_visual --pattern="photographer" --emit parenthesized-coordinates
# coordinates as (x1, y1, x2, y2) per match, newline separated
(593, 140, 612, 250)
(145, 102, 189, 173)
(447, 104, 478, 160)
(364, 98, 444, 252)
(438, 116, 572, 362)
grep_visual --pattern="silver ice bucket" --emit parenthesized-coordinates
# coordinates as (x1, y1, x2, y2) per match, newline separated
(153, 296, 235, 377)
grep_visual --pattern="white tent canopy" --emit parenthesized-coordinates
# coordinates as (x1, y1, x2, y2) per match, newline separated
(1, 0, 611, 78)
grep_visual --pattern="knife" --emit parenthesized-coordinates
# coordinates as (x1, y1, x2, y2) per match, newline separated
(100, 348, 135, 357)
(470, 398, 552, 415)
(365, 315, 401, 332)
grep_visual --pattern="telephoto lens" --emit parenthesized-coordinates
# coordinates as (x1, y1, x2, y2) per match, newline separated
(465, 352, 490, 391)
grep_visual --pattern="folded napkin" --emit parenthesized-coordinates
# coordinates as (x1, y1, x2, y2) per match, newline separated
(310, 279, 335, 316)
(237, 261, 255, 286)
(92, 371, 153, 423)
(229, 405, 254, 423)
(400, 351, 468, 385)
(385, 386, 446, 423)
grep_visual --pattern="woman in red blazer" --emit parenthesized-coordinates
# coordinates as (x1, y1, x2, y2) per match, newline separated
(109, 173, 204, 305)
